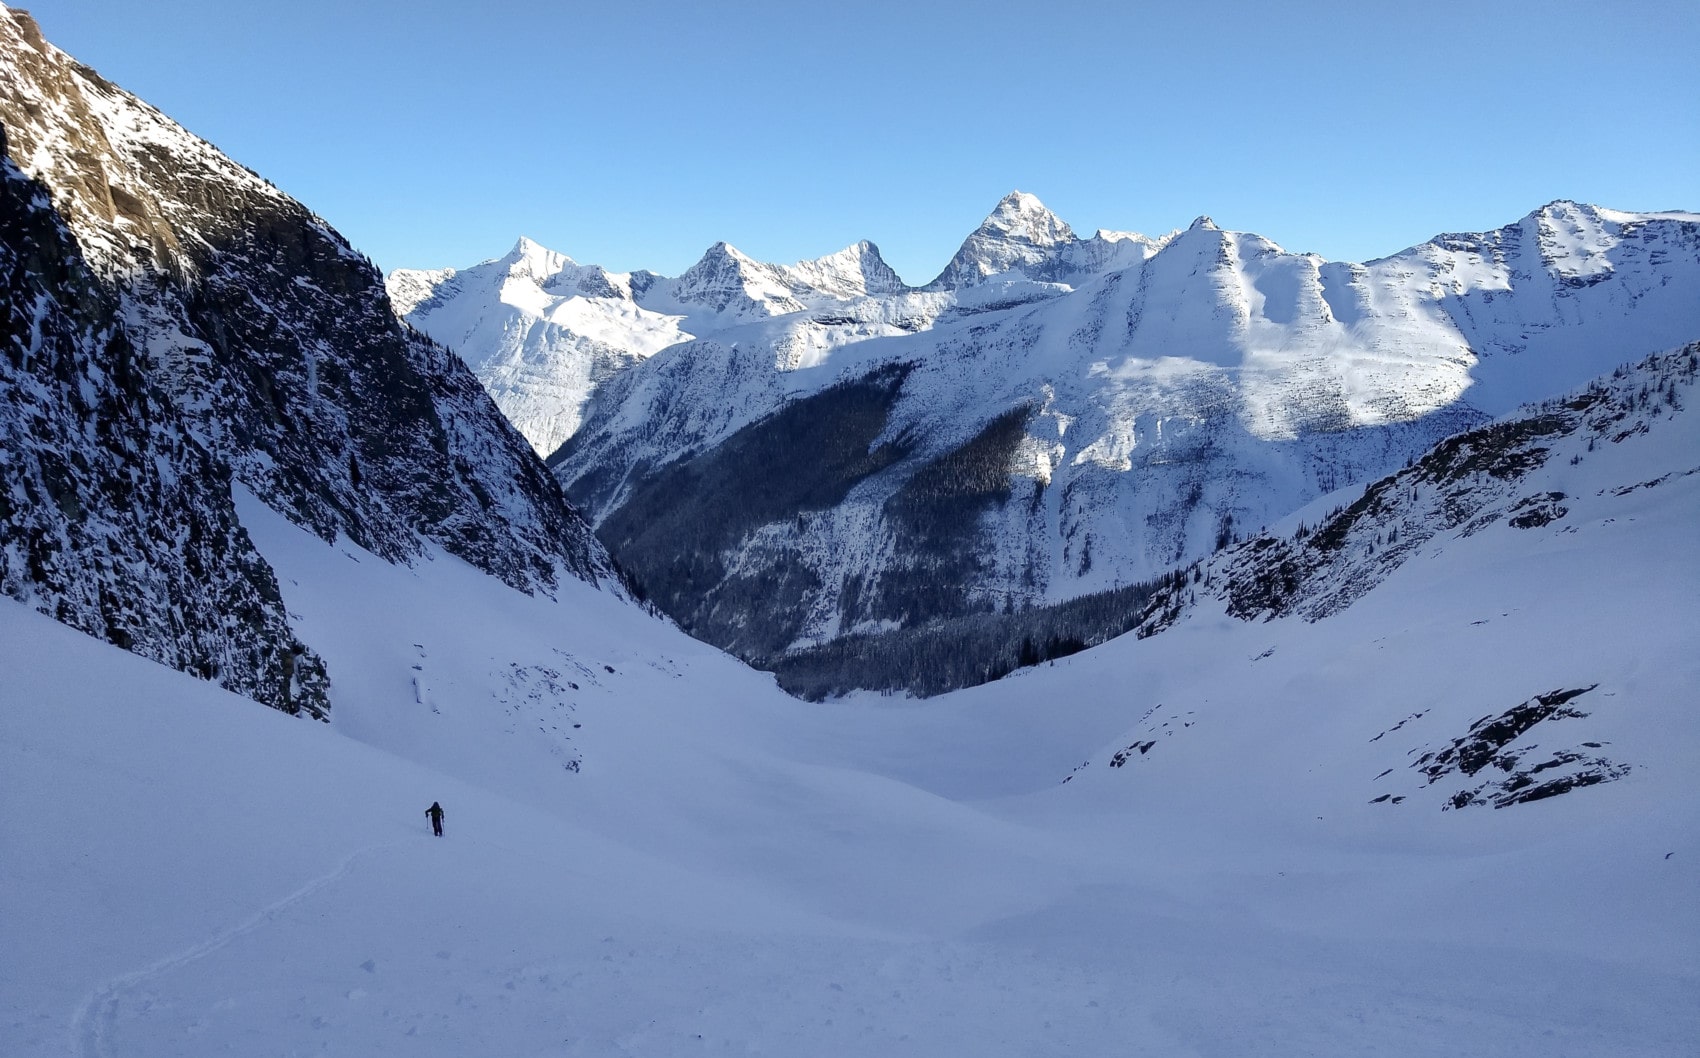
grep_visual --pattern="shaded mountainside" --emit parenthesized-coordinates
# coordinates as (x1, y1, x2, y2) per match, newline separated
(0, 9, 618, 714)
(767, 342, 1700, 699)
(0, 131, 329, 716)
(560, 341, 1484, 674)
(592, 365, 914, 658)
(767, 575, 1173, 701)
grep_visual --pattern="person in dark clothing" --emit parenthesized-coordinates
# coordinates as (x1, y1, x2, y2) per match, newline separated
(425, 801, 444, 837)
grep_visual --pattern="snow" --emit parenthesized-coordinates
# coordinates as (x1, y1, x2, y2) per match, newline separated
(386, 244, 693, 456)
(538, 196, 1699, 638)
(5, 356, 1698, 1055)
(387, 233, 931, 455)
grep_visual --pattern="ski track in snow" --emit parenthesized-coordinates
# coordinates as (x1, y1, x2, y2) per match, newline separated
(70, 840, 409, 1058)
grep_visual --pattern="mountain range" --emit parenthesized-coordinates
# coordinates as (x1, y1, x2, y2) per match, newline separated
(393, 190, 1700, 673)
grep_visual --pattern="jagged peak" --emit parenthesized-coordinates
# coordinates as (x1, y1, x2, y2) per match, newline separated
(1188, 215, 1219, 232)
(923, 191, 1078, 290)
(498, 235, 576, 281)
(800, 239, 888, 270)
(992, 189, 1049, 214)
(980, 190, 1075, 244)
(1527, 200, 1600, 225)
(666, 240, 807, 315)
(704, 239, 754, 261)
(678, 240, 769, 279)
(787, 239, 907, 296)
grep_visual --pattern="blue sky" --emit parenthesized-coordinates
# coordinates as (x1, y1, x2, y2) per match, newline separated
(20, 0, 1700, 283)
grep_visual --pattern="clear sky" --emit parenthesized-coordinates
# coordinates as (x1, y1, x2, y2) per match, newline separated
(16, 0, 1700, 283)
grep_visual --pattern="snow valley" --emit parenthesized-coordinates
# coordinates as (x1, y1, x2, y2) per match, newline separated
(2, 6, 1699, 1057)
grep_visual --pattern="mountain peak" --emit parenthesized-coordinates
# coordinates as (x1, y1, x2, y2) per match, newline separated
(991, 189, 1050, 214)
(670, 241, 805, 317)
(1188, 215, 1219, 232)
(925, 191, 1079, 290)
(501, 235, 574, 283)
(982, 190, 1074, 243)
(785, 240, 907, 298)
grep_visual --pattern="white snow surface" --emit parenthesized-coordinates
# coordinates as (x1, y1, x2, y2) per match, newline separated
(5, 357, 1698, 1056)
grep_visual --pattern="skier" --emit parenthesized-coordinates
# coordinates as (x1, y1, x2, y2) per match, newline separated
(424, 801, 444, 837)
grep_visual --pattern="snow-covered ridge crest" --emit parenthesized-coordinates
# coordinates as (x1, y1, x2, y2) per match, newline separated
(389, 191, 1150, 454)
(388, 234, 924, 454)
(388, 180, 1698, 663)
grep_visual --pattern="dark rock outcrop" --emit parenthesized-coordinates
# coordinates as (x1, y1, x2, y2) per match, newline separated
(0, 129, 329, 715)
(0, 10, 617, 714)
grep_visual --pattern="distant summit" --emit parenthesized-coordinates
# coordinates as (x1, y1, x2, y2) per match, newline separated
(926, 191, 1159, 290)
(784, 240, 908, 300)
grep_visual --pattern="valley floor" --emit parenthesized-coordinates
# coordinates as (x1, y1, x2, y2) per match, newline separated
(4, 450, 1698, 1057)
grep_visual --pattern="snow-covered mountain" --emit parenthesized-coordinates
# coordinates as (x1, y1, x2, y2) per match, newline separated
(390, 235, 919, 455)
(6, 331, 1697, 1056)
(924, 189, 1163, 290)
(0, 7, 617, 716)
(527, 196, 1700, 663)
(386, 238, 692, 458)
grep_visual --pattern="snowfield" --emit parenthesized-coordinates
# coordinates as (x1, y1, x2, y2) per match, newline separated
(5, 358, 1697, 1056)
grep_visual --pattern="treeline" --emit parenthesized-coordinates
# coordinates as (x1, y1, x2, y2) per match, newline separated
(764, 566, 1195, 700)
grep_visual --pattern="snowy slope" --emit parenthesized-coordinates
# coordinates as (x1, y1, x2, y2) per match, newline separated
(5, 342, 1697, 1056)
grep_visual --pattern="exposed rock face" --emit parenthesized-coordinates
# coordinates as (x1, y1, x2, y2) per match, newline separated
(0, 128, 330, 716)
(0, 9, 617, 714)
